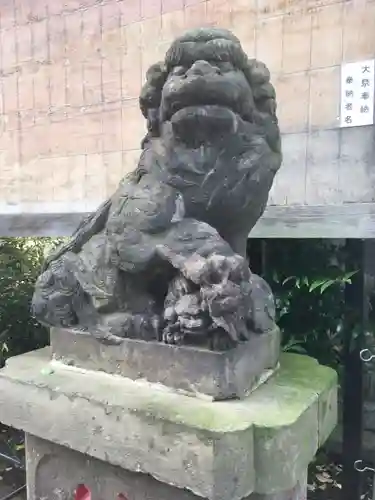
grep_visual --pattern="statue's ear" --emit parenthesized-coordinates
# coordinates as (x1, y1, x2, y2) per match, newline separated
(145, 61, 168, 86)
(146, 108, 161, 137)
(139, 62, 168, 117)
(139, 62, 168, 140)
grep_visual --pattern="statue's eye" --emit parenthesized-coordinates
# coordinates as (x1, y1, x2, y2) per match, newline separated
(171, 66, 186, 77)
(216, 62, 233, 73)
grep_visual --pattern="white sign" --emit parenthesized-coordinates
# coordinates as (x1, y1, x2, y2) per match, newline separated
(340, 59, 375, 128)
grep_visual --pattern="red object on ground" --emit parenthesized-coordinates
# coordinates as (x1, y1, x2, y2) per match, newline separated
(74, 484, 91, 500)
(73, 484, 128, 499)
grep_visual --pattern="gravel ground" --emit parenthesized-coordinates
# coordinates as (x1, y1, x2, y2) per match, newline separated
(307, 450, 374, 500)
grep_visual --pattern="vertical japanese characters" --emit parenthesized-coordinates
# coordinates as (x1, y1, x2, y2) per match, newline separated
(340, 60, 375, 128)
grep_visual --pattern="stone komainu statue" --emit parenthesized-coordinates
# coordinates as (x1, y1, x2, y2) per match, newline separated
(32, 28, 282, 350)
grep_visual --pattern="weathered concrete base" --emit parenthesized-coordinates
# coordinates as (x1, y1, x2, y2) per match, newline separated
(26, 433, 197, 500)
(26, 434, 307, 500)
(50, 326, 281, 400)
(0, 348, 337, 500)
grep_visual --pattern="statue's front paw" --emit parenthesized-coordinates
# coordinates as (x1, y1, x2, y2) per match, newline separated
(200, 254, 251, 287)
(202, 281, 251, 343)
(162, 322, 185, 345)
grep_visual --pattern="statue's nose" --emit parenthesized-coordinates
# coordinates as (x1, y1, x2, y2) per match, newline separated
(186, 60, 220, 77)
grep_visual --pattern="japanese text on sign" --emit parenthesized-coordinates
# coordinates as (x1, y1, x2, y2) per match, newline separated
(340, 60, 374, 127)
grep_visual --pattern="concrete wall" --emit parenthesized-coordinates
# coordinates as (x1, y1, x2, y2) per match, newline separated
(1, 0, 375, 236)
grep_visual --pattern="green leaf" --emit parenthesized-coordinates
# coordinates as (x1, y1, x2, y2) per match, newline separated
(282, 276, 297, 285)
(320, 279, 336, 294)
(282, 338, 306, 352)
(309, 279, 328, 292)
(290, 344, 308, 354)
(342, 270, 358, 283)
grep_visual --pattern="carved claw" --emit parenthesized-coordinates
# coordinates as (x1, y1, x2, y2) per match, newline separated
(162, 322, 185, 345)
(197, 255, 252, 342)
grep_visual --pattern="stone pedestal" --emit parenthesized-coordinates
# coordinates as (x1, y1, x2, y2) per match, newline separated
(50, 327, 281, 400)
(25, 435, 308, 500)
(0, 342, 337, 500)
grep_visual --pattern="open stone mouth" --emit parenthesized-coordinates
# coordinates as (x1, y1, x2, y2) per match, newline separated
(163, 86, 253, 124)
(169, 105, 241, 142)
(167, 103, 250, 127)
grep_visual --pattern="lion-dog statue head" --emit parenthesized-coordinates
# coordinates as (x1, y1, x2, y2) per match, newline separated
(138, 28, 282, 256)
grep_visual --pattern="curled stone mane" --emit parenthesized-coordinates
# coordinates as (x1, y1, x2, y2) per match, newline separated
(139, 27, 281, 155)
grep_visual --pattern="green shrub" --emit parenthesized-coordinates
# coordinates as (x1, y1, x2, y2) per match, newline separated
(262, 239, 357, 368)
(0, 238, 63, 366)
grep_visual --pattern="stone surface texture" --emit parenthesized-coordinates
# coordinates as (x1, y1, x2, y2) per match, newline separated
(50, 326, 281, 400)
(25, 433, 308, 500)
(0, 348, 337, 500)
(250, 474, 307, 500)
(32, 28, 281, 350)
